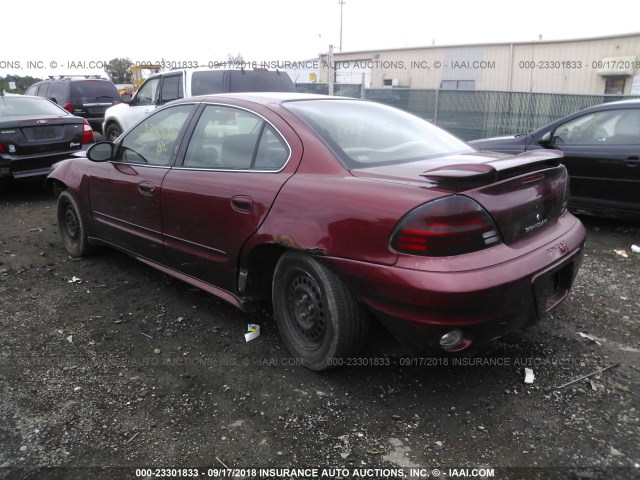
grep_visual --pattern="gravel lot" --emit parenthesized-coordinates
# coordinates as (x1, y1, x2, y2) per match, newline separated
(0, 182, 638, 480)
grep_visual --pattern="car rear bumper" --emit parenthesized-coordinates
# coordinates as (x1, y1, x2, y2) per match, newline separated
(1, 153, 80, 180)
(319, 215, 586, 351)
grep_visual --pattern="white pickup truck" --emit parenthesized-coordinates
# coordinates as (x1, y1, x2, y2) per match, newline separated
(102, 68, 296, 141)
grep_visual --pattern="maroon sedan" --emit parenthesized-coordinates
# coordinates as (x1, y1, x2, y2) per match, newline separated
(47, 93, 586, 370)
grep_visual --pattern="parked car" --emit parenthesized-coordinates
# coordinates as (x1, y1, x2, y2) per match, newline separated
(0, 94, 94, 191)
(25, 76, 121, 134)
(102, 68, 296, 141)
(48, 93, 586, 370)
(469, 100, 640, 221)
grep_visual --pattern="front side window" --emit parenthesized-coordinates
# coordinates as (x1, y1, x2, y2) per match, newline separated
(553, 109, 640, 145)
(183, 105, 289, 171)
(136, 78, 160, 106)
(285, 99, 472, 168)
(120, 105, 193, 166)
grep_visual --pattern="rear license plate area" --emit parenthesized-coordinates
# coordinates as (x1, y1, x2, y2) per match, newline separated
(532, 258, 576, 315)
(87, 106, 107, 114)
(30, 126, 57, 140)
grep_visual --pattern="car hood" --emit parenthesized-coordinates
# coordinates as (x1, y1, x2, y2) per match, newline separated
(104, 102, 129, 118)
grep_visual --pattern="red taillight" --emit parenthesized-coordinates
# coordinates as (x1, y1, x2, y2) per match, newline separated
(63, 102, 74, 114)
(390, 196, 502, 257)
(82, 120, 94, 144)
(0, 144, 4, 153)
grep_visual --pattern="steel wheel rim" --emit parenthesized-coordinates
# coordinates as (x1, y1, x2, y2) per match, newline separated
(64, 204, 80, 242)
(285, 270, 326, 348)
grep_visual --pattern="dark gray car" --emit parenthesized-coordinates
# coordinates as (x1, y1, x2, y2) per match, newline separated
(470, 99, 640, 221)
(0, 95, 94, 190)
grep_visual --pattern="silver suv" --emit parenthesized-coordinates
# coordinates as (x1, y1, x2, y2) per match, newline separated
(102, 68, 296, 141)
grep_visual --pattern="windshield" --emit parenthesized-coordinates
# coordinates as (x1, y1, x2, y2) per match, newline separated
(0, 96, 69, 117)
(284, 99, 473, 167)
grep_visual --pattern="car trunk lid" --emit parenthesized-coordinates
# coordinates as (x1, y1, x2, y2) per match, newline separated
(1, 116, 84, 156)
(351, 150, 568, 245)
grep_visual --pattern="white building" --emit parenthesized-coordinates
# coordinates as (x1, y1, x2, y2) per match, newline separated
(318, 33, 640, 95)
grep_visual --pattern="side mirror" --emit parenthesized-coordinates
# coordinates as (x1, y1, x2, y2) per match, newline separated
(121, 93, 133, 104)
(539, 131, 553, 145)
(87, 142, 115, 162)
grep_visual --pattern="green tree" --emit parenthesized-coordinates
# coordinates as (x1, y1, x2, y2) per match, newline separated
(227, 53, 245, 67)
(104, 58, 133, 84)
(0, 75, 43, 94)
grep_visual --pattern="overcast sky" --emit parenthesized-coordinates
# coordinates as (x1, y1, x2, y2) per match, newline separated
(2, 0, 640, 77)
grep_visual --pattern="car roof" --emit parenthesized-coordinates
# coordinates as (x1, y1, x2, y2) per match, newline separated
(592, 98, 640, 107)
(580, 99, 640, 111)
(175, 92, 353, 105)
(4, 94, 49, 101)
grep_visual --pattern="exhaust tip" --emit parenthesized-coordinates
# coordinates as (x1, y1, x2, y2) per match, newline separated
(440, 329, 467, 352)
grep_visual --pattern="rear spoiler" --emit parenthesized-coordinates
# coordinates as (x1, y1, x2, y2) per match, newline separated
(420, 150, 563, 190)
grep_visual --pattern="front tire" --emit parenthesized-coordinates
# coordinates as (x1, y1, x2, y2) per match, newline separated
(272, 252, 369, 371)
(105, 123, 123, 142)
(57, 190, 94, 256)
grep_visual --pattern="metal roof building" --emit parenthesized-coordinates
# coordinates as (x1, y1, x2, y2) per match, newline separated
(318, 33, 640, 95)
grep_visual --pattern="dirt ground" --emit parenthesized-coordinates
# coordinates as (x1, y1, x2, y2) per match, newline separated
(0, 181, 638, 480)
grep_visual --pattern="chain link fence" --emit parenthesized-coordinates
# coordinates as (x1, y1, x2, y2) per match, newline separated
(294, 83, 363, 98)
(295, 84, 640, 141)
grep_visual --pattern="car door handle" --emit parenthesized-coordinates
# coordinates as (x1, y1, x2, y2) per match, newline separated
(138, 181, 155, 196)
(625, 157, 639, 167)
(231, 195, 253, 213)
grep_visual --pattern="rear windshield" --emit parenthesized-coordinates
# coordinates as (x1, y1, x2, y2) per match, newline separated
(227, 71, 296, 93)
(284, 99, 473, 167)
(191, 70, 296, 96)
(0, 96, 69, 117)
(70, 81, 119, 102)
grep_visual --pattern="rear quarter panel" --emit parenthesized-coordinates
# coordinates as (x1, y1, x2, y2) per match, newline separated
(252, 171, 445, 266)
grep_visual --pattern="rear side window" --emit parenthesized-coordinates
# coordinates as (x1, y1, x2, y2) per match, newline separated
(25, 85, 39, 96)
(191, 71, 225, 96)
(36, 83, 50, 97)
(48, 82, 67, 104)
(183, 105, 290, 170)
